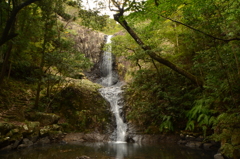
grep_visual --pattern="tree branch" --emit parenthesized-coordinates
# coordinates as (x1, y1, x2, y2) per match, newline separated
(160, 15, 240, 42)
(114, 12, 203, 87)
(0, 0, 41, 46)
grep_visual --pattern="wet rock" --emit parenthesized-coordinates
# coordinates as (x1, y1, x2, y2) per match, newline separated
(126, 136, 134, 143)
(48, 130, 63, 141)
(63, 133, 85, 142)
(84, 133, 107, 141)
(76, 155, 90, 159)
(178, 140, 187, 145)
(12, 139, 22, 149)
(27, 132, 39, 143)
(1, 144, 12, 151)
(63, 133, 108, 142)
(186, 135, 196, 141)
(180, 133, 185, 140)
(214, 153, 224, 159)
(18, 138, 33, 149)
(203, 143, 213, 149)
(186, 141, 196, 148)
(35, 137, 50, 145)
(185, 141, 202, 148)
(196, 136, 204, 142)
(195, 142, 203, 148)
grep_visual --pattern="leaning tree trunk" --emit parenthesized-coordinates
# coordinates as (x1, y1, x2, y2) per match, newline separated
(113, 13, 203, 87)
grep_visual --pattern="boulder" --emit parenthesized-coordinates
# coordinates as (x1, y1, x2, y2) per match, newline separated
(22, 122, 40, 140)
(178, 140, 187, 145)
(26, 112, 60, 126)
(0, 122, 15, 135)
(17, 138, 33, 149)
(35, 137, 50, 145)
(12, 139, 22, 149)
(185, 141, 202, 148)
(203, 143, 213, 149)
(0, 144, 12, 151)
(63, 133, 108, 142)
(214, 153, 224, 159)
(186, 141, 196, 148)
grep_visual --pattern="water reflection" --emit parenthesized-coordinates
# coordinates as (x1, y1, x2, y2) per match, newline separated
(0, 142, 216, 159)
(109, 142, 127, 159)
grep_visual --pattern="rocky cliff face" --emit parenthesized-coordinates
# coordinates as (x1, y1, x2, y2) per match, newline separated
(59, 17, 105, 66)
(59, 17, 109, 82)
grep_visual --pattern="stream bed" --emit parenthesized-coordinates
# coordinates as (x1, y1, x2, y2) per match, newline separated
(0, 142, 217, 159)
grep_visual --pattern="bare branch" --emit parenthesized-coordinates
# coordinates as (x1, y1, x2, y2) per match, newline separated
(160, 15, 240, 42)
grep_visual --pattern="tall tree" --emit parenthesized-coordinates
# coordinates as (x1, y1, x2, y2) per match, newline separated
(0, 0, 41, 88)
(109, 0, 203, 86)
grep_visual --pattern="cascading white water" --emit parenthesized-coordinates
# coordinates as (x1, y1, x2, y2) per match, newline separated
(99, 87, 127, 142)
(99, 35, 127, 142)
(101, 35, 113, 86)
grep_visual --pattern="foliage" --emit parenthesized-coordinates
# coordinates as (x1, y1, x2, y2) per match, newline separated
(78, 9, 108, 31)
(185, 97, 216, 136)
(50, 83, 111, 132)
(0, 0, 95, 110)
(110, 0, 240, 157)
(123, 67, 198, 133)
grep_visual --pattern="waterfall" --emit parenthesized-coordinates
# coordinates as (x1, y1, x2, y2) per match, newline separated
(101, 35, 113, 86)
(99, 35, 127, 142)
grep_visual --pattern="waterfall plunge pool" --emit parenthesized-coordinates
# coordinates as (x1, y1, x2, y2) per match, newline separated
(0, 141, 217, 159)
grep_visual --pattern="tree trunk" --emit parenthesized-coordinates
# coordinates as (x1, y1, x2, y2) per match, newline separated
(113, 13, 203, 87)
(0, 0, 41, 46)
(0, 43, 13, 89)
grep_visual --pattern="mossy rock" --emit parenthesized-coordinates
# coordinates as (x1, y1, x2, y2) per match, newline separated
(0, 122, 15, 135)
(39, 124, 62, 137)
(22, 121, 40, 133)
(52, 79, 112, 132)
(25, 112, 60, 126)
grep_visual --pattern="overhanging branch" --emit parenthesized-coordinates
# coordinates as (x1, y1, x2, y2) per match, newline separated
(114, 12, 203, 87)
(0, 0, 41, 46)
(160, 15, 240, 42)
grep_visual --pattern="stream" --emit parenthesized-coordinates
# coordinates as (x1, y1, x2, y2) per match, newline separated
(0, 142, 216, 159)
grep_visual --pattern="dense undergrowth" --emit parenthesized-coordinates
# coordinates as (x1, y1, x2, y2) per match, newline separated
(111, 13, 240, 157)
(113, 34, 240, 158)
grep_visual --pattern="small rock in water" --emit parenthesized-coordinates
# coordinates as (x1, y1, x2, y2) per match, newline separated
(76, 155, 90, 159)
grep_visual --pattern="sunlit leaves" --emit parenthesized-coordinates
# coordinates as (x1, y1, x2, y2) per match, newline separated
(79, 9, 108, 31)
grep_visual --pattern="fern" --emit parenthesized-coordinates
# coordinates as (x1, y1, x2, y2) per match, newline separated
(186, 120, 195, 131)
(159, 115, 174, 132)
(185, 97, 214, 136)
